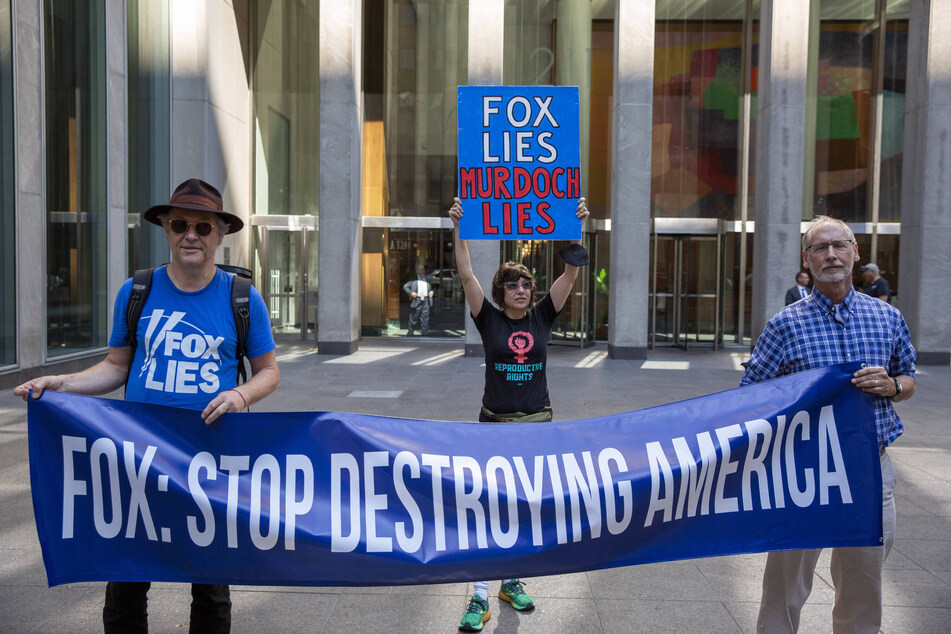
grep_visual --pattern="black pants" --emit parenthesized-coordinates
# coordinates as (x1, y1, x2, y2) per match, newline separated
(407, 300, 431, 334)
(103, 581, 231, 633)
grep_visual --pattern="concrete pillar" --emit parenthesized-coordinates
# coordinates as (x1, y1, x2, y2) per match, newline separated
(105, 0, 128, 331)
(898, 0, 951, 365)
(749, 0, 811, 344)
(555, 0, 591, 196)
(169, 0, 252, 267)
(607, 0, 652, 359)
(317, 0, 362, 354)
(13, 0, 44, 370)
(463, 0, 503, 357)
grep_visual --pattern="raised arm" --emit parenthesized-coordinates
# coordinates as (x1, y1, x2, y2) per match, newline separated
(548, 197, 589, 312)
(449, 197, 486, 318)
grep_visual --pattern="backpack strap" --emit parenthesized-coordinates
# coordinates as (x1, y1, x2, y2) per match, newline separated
(231, 274, 252, 385)
(124, 268, 155, 387)
(126, 268, 155, 353)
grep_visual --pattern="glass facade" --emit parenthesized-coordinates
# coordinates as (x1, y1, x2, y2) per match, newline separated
(809, 1, 877, 222)
(652, 3, 747, 220)
(651, 0, 757, 347)
(128, 0, 171, 272)
(253, 1, 320, 217)
(44, 0, 108, 357)
(367, 0, 468, 219)
(362, 228, 464, 337)
(879, 2, 908, 222)
(495, 0, 612, 345)
(252, 1, 320, 336)
(0, 0, 14, 367)
(809, 0, 906, 300)
(3, 1, 929, 374)
(361, 0, 468, 338)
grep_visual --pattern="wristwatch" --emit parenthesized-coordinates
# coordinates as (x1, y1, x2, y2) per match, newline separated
(891, 377, 902, 398)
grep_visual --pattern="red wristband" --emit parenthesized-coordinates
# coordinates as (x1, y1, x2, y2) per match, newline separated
(228, 388, 248, 409)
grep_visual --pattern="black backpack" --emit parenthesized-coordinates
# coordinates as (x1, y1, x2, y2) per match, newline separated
(124, 265, 252, 384)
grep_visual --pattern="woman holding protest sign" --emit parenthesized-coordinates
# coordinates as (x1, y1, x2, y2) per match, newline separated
(447, 195, 588, 631)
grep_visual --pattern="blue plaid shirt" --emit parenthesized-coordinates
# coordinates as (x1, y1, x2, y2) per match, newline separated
(741, 287, 916, 450)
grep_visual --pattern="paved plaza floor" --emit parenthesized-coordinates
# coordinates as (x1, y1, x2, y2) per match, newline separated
(1, 339, 949, 632)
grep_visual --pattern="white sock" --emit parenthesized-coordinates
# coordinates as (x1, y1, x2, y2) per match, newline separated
(472, 580, 489, 600)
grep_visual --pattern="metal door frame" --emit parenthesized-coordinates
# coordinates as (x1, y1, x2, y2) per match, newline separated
(251, 215, 318, 340)
(650, 218, 725, 350)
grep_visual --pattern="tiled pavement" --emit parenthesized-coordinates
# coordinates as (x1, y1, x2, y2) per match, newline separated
(1, 339, 948, 632)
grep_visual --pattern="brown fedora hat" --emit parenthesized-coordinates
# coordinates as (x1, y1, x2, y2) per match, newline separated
(143, 178, 244, 234)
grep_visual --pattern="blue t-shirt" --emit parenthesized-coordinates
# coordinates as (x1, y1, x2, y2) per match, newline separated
(109, 266, 275, 409)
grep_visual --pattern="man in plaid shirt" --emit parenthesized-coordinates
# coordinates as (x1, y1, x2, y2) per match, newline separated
(741, 216, 916, 633)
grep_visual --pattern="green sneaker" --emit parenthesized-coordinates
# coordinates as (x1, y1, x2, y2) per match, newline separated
(499, 579, 535, 611)
(458, 594, 491, 631)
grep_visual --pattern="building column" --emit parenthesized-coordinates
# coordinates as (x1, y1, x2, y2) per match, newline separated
(898, 0, 951, 365)
(105, 0, 127, 331)
(749, 0, 811, 344)
(14, 0, 44, 370)
(607, 0, 652, 359)
(169, 0, 252, 267)
(555, 0, 591, 196)
(317, 0, 362, 354)
(463, 0, 503, 357)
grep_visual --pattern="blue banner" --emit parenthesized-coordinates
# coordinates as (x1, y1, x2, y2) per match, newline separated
(457, 85, 581, 240)
(29, 363, 881, 587)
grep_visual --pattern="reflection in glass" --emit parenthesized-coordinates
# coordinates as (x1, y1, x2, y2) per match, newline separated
(723, 232, 754, 343)
(650, 234, 722, 348)
(592, 232, 611, 341)
(653, 4, 747, 220)
(501, 236, 594, 344)
(252, 1, 320, 339)
(361, 2, 467, 338)
(878, 10, 907, 222)
(128, 0, 170, 272)
(267, 230, 301, 334)
(0, 0, 14, 366)
(498, 1, 609, 344)
(45, 0, 108, 357)
(252, 0, 320, 216)
(363, 0, 468, 218)
(361, 229, 463, 338)
(253, 226, 317, 338)
(810, 1, 877, 222)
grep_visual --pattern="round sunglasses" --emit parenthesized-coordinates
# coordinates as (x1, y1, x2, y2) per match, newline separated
(168, 217, 215, 237)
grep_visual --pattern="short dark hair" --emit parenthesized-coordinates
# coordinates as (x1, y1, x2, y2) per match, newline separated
(491, 262, 535, 307)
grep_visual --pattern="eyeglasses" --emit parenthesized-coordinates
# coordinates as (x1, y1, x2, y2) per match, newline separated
(169, 218, 215, 237)
(804, 239, 854, 256)
(503, 281, 535, 292)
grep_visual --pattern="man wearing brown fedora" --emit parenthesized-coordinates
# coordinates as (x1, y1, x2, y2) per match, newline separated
(15, 178, 280, 632)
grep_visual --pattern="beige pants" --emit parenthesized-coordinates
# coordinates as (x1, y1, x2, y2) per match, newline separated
(756, 451, 898, 634)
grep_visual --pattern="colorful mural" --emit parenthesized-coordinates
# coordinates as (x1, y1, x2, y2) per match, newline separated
(652, 25, 748, 219)
(651, 20, 907, 224)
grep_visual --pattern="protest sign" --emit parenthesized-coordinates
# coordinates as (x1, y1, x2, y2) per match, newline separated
(457, 85, 581, 240)
(29, 363, 880, 587)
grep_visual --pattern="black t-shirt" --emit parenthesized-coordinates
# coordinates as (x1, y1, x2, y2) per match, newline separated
(472, 294, 559, 414)
(865, 277, 891, 300)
